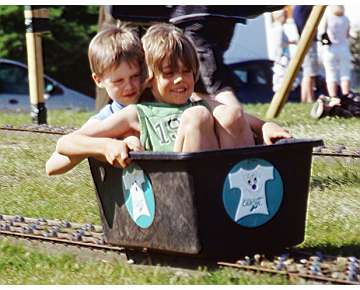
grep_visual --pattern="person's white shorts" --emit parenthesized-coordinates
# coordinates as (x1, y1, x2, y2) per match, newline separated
(302, 41, 319, 77)
(322, 44, 352, 83)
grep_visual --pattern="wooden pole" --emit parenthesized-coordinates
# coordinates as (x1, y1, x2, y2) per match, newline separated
(24, 6, 49, 124)
(266, 5, 326, 119)
(95, 6, 116, 111)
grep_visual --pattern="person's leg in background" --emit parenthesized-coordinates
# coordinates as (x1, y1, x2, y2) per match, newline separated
(301, 41, 320, 103)
(323, 45, 339, 97)
(340, 78, 351, 96)
(301, 76, 316, 103)
(339, 45, 352, 96)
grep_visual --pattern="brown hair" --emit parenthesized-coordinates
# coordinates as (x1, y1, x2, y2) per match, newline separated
(141, 23, 199, 81)
(88, 24, 147, 82)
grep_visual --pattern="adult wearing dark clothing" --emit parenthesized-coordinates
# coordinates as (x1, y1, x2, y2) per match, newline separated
(169, 6, 245, 97)
(293, 5, 312, 34)
(107, 5, 282, 105)
(292, 5, 320, 103)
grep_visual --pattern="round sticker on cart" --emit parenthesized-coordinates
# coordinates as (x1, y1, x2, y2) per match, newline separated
(122, 163, 155, 229)
(222, 158, 283, 228)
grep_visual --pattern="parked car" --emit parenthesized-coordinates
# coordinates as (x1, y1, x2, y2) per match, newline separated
(227, 59, 327, 103)
(0, 58, 95, 111)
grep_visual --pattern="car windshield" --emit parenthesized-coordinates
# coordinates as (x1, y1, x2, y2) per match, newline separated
(0, 62, 52, 95)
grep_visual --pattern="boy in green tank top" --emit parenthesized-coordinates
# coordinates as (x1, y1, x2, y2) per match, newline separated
(56, 23, 291, 168)
(138, 24, 291, 152)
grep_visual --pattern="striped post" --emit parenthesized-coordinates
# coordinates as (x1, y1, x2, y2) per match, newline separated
(24, 6, 49, 124)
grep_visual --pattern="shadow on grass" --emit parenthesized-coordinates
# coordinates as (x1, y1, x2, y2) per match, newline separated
(124, 249, 219, 271)
(310, 175, 360, 190)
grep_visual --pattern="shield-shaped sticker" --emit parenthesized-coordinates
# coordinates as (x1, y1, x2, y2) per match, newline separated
(122, 163, 155, 229)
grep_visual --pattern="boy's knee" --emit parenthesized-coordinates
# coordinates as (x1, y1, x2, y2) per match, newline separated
(181, 106, 214, 130)
(213, 105, 246, 129)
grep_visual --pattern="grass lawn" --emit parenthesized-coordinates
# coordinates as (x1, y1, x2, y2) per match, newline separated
(0, 103, 359, 284)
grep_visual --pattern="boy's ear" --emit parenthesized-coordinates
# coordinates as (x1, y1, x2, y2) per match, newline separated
(92, 73, 104, 88)
(145, 70, 154, 88)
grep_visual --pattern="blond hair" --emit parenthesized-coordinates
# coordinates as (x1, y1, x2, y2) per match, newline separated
(331, 5, 344, 17)
(141, 23, 199, 81)
(88, 24, 147, 81)
(272, 9, 287, 24)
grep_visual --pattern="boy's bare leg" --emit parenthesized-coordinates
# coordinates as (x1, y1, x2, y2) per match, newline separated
(212, 87, 241, 106)
(212, 104, 255, 149)
(192, 87, 241, 107)
(174, 106, 219, 152)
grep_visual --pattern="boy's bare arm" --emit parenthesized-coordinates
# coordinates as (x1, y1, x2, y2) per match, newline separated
(245, 113, 291, 144)
(45, 118, 103, 176)
(47, 135, 143, 176)
(56, 135, 116, 159)
(45, 152, 84, 176)
(77, 104, 140, 138)
(57, 135, 141, 168)
(48, 105, 139, 175)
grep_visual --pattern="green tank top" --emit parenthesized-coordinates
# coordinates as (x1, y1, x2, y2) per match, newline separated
(137, 101, 207, 152)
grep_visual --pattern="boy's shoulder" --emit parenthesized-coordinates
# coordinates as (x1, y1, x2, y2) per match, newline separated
(90, 101, 125, 121)
(137, 101, 194, 110)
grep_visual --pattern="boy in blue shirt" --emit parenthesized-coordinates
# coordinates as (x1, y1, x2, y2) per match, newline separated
(46, 25, 147, 174)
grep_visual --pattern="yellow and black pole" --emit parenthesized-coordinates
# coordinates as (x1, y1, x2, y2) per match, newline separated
(24, 6, 49, 124)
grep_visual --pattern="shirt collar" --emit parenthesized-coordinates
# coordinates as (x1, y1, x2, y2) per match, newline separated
(111, 101, 125, 111)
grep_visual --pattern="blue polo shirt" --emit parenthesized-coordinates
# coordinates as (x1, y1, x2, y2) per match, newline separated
(90, 101, 125, 121)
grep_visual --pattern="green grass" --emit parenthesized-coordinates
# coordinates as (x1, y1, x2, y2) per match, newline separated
(0, 103, 359, 284)
(0, 239, 288, 284)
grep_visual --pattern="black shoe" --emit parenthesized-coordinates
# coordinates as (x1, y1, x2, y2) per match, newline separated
(327, 106, 353, 118)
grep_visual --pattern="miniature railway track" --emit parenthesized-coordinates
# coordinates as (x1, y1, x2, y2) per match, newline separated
(1, 125, 359, 284)
(1, 124, 360, 158)
(0, 124, 76, 135)
(218, 254, 360, 285)
(0, 214, 358, 285)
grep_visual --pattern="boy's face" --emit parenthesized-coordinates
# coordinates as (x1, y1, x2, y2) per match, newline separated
(150, 56, 194, 105)
(93, 61, 142, 106)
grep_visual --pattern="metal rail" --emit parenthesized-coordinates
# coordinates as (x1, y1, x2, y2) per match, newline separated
(218, 260, 359, 285)
(0, 214, 125, 255)
(2, 125, 360, 158)
(0, 124, 75, 135)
